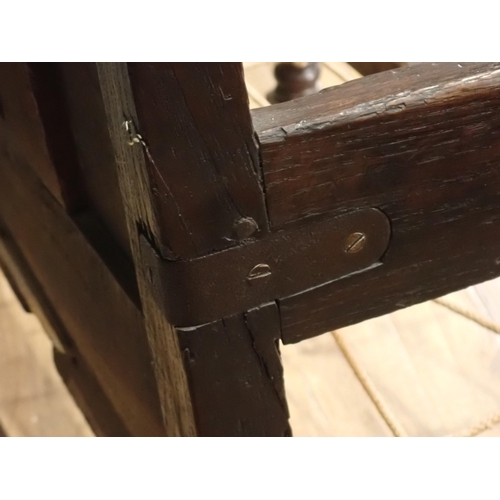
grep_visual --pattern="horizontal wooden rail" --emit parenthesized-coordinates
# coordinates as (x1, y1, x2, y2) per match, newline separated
(253, 62, 500, 342)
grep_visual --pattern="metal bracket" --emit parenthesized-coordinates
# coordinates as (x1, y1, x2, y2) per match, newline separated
(141, 208, 391, 327)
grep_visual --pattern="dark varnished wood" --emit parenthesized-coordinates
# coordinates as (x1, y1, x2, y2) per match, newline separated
(5, 61, 500, 436)
(1, 62, 294, 436)
(1, 220, 132, 437)
(253, 62, 500, 342)
(177, 302, 290, 436)
(0, 145, 165, 436)
(151, 208, 390, 326)
(58, 63, 131, 256)
(97, 63, 296, 436)
(0, 63, 85, 211)
(96, 63, 197, 436)
(127, 63, 269, 259)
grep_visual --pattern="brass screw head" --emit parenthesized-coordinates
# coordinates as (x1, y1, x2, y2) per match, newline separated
(247, 263, 272, 284)
(344, 232, 366, 253)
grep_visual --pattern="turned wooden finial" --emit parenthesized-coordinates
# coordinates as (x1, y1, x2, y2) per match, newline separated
(267, 62, 321, 104)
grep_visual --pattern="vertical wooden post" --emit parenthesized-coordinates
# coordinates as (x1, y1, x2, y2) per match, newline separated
(177, 303, 291, 436)
(126, 62, 270, 259)
(97, 63, 290, 436)
(96, 63, 196, 436)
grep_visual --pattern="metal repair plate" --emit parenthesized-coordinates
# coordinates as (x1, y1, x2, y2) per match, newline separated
(145, 208, 391, 326)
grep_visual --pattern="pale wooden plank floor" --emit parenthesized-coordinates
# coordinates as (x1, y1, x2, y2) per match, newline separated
(331, 290, 500, 436)
(0, 273, 92, 436)
(1, 64, 500, 437)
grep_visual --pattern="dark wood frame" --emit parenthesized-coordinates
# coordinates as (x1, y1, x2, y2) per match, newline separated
(1, 62, 500, 436)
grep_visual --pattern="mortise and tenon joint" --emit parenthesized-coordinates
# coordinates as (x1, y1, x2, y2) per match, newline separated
(141, 208, 391, 327)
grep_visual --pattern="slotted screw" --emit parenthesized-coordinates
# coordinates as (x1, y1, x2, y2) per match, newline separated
(344, 232, 366, 254)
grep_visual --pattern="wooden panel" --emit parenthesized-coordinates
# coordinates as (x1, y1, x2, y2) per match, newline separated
(127, 63, 269, 259)
(0, 145, 165, 436)
(0, 63, 84, 210)
(59, 63, 131, 255)
(251, 62, 500, 342)
(176, 303, 291, 436)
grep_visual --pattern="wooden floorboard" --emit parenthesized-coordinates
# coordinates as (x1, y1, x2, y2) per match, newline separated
(282, 333, 393, 437)
(334, 294, 500, 437)
(281, 282, 500, 437)
(476, 420, 500, 437)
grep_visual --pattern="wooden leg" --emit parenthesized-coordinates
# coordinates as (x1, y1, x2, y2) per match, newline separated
(268, 62, 321, 103)
(97, 63, 290, 436)
(176, 302, 291, 436)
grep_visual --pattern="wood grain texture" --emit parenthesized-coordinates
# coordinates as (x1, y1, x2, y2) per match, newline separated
(177, 302, 291, 436)
(252, 62, 500, 342)
(127, 63, 269, 259)
(334, 288, 500, 437)
(0, 232, 130, 436)
(96, 63, 196, 436)
(254, 62, 500, 227)
(59, 63, 131, 255)
(0, 63, 85, 211)
(0, 145, 165, 436)
(281, 333, 393, 436)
